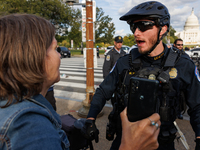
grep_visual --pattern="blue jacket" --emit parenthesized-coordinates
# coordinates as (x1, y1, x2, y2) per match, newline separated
(0, 94, 70, 150)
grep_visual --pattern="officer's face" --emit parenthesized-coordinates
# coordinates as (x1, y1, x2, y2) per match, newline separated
(174, 40, 183, 50)
(132, 19, 159, 55)
(114, 41, 123, 51)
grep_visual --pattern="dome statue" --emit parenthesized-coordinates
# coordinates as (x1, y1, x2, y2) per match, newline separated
(184, 8, 200, 31)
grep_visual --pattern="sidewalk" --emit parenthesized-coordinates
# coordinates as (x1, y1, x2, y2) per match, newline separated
(56, 98, 195, 150)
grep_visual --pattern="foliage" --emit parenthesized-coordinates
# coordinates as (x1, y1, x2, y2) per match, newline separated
(60, 40, 70, 48)
(67, 8, 82, 48)
(123, 34, 136, 47)
(0, 0, 73, 35)
(95, 42, 105, 48)
(95, 7, 115, 46)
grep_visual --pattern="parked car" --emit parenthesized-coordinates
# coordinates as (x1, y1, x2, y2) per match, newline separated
(185, 48, 200, 58)
(104, 45, 130, 55)
(58, 46, 71, 58)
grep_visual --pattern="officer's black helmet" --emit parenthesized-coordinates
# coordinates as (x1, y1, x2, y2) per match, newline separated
(120, 1, 170, 31)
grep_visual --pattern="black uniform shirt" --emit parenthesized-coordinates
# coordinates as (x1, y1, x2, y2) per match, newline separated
(88, 44, 200, 137)
(102, 48, 126, 78)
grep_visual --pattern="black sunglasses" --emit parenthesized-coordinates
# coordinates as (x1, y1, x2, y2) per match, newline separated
(130, 21, 155, 34)
(176, 44, 183, 46)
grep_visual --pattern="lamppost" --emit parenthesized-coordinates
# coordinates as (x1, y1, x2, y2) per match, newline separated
(64, 0, 102, 117)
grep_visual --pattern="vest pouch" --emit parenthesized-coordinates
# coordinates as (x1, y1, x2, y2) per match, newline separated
(160, 106, 171, 121)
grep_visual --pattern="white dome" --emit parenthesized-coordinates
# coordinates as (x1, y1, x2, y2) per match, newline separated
(184, 9, 199, 31)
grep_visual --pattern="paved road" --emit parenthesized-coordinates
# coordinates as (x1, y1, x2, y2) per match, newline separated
(54, 56, 105, 102)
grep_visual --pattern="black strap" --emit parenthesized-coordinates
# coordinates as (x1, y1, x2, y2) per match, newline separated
(88, 140, 93, 150)
(163, 47, 179, 67)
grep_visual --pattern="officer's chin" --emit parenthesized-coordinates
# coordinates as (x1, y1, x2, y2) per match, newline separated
(138, 49, 149, 55)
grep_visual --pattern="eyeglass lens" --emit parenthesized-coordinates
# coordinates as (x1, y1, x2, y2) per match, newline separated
(130, 21, 155, 34)
(176, 44, 183, 46)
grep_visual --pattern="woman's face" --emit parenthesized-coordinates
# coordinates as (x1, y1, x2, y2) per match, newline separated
(45, 38, 61, 87)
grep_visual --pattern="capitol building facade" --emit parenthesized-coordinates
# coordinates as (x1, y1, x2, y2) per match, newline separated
(175, 9, 200, 46)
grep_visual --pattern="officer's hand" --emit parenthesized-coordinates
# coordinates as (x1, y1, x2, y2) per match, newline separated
(195, 138, 200, 150)
(83, 119, 99, 143)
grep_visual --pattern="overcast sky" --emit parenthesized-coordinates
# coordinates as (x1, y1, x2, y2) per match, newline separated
(95, 0, 200, 37)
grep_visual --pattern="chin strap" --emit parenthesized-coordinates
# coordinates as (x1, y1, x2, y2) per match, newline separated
(146, 26, 165, 55)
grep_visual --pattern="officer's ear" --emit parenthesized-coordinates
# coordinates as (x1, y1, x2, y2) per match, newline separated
(160, 25, 167, 36)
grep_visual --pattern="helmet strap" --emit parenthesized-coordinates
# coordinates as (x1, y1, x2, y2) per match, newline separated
(146, 26, 163, 55)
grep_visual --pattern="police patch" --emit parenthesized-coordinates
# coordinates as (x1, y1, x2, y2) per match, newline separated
(106, 55, 110, 61)
(169, 68, 177, 79)
(195, 66, 200, 82)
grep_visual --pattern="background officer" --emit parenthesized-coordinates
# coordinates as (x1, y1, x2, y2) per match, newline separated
(103, 36, 126, 78)
(85, 1, 200, 150)
(173, 38, 184, 51)
(96, 46, 100, 58)
(173, 38, 184, 119)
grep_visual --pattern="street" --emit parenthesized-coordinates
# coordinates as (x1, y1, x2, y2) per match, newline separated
(54, 56, 105, 102)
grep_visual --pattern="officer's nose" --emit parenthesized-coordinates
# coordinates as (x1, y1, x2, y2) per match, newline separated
(134, 27, 141, 36)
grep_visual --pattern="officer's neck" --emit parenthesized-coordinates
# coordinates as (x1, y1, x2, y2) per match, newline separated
(148, 42, 164, 57)
(114, 47, 120, 52)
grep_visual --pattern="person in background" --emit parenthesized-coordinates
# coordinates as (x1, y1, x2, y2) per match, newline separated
(97, 46, 100, 58)
(103, 36, 126, 79)
(173, 38, 183, 51)
(173, 38, 184, 119)
(45, 85, 56, 111)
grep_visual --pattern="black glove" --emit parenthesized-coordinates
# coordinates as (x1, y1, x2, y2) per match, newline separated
(195, 138, 200, 150)
(82, 119, 99, 143)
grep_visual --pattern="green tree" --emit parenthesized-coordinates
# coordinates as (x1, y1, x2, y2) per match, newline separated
(123, 34, 136, 47)
(0, 0, 72, 35)
(95, 7, 115, 46)
(67, 8, 82, 48)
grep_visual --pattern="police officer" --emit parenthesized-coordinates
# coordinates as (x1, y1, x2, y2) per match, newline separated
(173, 38, 184, 119)
(85, 1, 200, 150)
(173, 38, 184, 51)
(96, 46, 100, 58)
(103, 36, 126, 78)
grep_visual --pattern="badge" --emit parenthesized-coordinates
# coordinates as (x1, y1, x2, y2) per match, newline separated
(148, 74, 156, 80)
(129, 72, 135, 75)
(169, 68, 177, 79)
(106, 55, 110, 61)
(195, 66, 200, 82)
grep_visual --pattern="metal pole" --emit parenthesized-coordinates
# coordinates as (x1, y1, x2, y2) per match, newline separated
(78, 0, 99, 117)
(85, 0, 94, 105)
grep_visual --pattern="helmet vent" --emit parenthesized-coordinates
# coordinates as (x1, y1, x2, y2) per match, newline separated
(136, 4, 143, 9)
(149, 1, 156, 5)
(141, 4, 147, 9)
(146, 5, 153, 10)
(157, 6, 164, 10)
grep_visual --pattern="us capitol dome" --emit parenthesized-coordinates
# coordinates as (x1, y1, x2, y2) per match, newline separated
(175, 8, 200, 46)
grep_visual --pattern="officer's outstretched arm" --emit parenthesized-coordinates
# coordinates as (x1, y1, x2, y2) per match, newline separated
(119, 108, 160, 150)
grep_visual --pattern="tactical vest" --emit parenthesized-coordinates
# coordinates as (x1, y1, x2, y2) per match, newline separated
(116, 47, 186, 122)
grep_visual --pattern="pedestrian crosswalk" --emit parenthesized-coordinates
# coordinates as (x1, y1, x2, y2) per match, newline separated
(54, 57, 104, 102)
